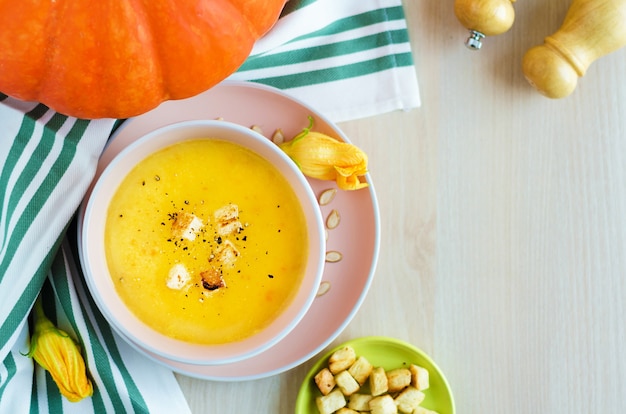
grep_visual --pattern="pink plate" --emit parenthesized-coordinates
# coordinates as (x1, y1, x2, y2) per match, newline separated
(86, 80, 380, 381)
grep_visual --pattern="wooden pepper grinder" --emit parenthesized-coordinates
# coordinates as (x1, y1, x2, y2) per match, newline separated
(454, 0, 517, 49)
(522, 0, 626, 98)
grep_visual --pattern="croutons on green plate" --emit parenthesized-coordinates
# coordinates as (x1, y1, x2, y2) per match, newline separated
(295, 336, 455, 414)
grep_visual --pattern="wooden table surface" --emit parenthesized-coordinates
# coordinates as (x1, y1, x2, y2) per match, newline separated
(176, 1, 626, 412)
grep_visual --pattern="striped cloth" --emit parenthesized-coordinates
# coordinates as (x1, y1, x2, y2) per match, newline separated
(0, 1, 418, 412)
(233, 0, 420, 121)
(0, 102, 187, 413)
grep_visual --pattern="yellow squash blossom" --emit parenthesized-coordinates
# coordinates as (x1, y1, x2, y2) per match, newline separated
(279, 118, 369, 191)
(27, 297, 93, 402)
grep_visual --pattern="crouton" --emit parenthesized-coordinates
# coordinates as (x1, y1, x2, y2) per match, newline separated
(214, 203, 242, 236)
(328, 346, 357, 374)
(386, 368, 411, 393)
(394, 386, 425, 413)
(336, 408, 360, 414)
(314, 367, 335, 396)
(369, 394, 397, 414)
(369, 367, 388, 396)
(166, 263, 191, 290)
(200, 267, 225, 291)
(335, 371, 360, 396)
(315, 389, 346, 414)
(347, 393, 373, 411)
(409, 364, 430, 391)
(211, 239, 239, 267)
(348, 355, 373, 385)
(171, 212, 203, 241)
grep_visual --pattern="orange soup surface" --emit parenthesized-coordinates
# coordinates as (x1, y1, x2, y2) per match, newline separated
(105, 139, 309, 344)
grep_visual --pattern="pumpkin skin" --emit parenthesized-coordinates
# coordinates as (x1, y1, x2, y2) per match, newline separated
(0, 0, 287, 119)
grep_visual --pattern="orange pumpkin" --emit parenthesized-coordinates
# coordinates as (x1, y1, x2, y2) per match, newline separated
(0, 0, 287, 119)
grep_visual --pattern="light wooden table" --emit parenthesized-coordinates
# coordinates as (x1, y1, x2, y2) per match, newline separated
(176, 1, 626, 412)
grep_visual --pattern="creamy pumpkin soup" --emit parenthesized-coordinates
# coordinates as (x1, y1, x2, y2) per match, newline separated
(105, 139, 309, 344)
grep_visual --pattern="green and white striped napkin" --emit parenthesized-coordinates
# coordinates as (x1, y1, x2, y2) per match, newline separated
(0, 1, 418, 412)
(234, 0, 420, 121)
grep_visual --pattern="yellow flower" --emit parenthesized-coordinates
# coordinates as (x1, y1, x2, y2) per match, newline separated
(27, 297, 93, 403)
(279, 118, 369, 190)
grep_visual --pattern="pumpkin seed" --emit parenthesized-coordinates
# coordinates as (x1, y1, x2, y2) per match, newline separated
(250, 125, 263, 135)
(318, 188, 337, 206)
(325, 251, 343, 263)
(272, 129, 285, 144)
(326, 209, 340, 229)
(316, 281, 331, 297)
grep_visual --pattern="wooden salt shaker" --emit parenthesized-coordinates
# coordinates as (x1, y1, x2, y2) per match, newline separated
(454, 0, 517, 49)
(523, 0, 626, 98)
